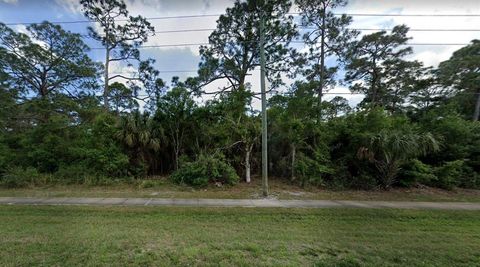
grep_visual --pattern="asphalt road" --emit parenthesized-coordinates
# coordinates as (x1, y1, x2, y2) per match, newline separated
(1, 197, 480, 210)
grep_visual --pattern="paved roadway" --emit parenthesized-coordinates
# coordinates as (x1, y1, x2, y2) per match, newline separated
(1, 197, 479, 210)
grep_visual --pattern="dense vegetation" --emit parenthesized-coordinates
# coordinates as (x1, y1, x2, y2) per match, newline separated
(0, 0, 479, 190)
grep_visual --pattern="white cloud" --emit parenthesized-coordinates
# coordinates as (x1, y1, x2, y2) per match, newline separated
(1, 0, 18, 4)
(13, 24, 28, 34)
(347, 0, 480, 68)
(54, 0, 82, 13)
(46, 0, 480, 109)
(324, 86, 365, 108)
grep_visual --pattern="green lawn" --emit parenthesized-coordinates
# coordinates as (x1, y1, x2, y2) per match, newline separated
(1, 178, 480, 202)
(0, 206, 479, 266)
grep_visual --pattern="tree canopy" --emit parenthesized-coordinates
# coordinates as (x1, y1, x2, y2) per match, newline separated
(0, 0, 479, 191)
(187, 0, 298, 95)
(81, 0, 155, 110)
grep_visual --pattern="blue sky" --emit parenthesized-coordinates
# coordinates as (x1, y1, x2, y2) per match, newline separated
(0, 0, 217, 82)
(1, 0, 480, 108)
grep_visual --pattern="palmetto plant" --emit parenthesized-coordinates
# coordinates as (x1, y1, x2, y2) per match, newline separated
(358, 130, 440, 188)
(116, 111, 162, 173)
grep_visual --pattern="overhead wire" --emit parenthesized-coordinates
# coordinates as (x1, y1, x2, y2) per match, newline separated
(3, 11, 479, 98)
(87, 42, 471, 50)
(4, 12, 480, 26)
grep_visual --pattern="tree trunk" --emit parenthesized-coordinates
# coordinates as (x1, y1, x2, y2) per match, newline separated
(318, 10, 326, 120)
(160, 156, 164, 174)
(103, 47, 111, 110)
(174, 131, 180, 170)
(371, 69, 378, 108)
(370, 55, 379, 109)
(39, 80, 50, 122)
(391, 88, 399, 113)
(473, 89, 480, 121)
(291, 144, 296, 181)
(174, 147, 179, 171)
(245, 147, 251, 183)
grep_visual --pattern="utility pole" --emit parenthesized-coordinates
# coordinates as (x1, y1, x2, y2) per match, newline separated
(260, 12, 269, 197)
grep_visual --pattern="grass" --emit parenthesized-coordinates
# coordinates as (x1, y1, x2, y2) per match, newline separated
(0, 205, 479, 266)
(1, 177, 480, 202)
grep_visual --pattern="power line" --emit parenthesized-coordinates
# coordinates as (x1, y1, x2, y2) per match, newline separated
(2, 14, 221, 26)
(333, 13, 480, 17)
(88, 42, 470, 50)
(109, 70, 198, 74)
(129, 14, 221, 20)
(90, 43, 209, 50)
(4, 20, 90, 26)
(109, 68, 265, 75)
(80, 27, 480, 40)
(131, 91, 480, 98)
(150, 28, 480, 34)
(17, 91, 478, 100)
(4, 12, 480, 26)
(350, 28, 480, 32)
(133, 92, 367, 97)
(80, 27, 480, 37)
(154, 29, 214, 34)
(402, 43, 470, 46)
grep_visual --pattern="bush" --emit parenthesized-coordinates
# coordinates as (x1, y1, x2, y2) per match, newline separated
(295, 151, 333, 187)
(0, 139, 11, 175)
(171, 154, 239, 187)
(456, 163, 480, 189)
(326, 108, 416, 189)
(54, 164, 133, 186)
(82, 147, 131, 178)
(420, 114, 480, 176)
(431, 160, 480, 190)
(138, 180, 156, 189)
(399, 159, 437, 187)
(433, 160, 465, 190)
(349, 173, 378, 190)
(81, 175, 119, 186)
(0, 167, 52, 188)
(0, 164, 132, 188)
(54, 164, 91, 184)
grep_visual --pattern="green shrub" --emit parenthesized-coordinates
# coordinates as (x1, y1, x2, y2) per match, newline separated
(0, 139, 11, 175)
(82, 175, 118, 186)
(68, 145, 131, 178)
(0, 167, 52, 188)
(295, 152, 333, 187)
(433, 160, 465, 190)
(171, 154, 239, 187)
(420, 114, 480, 182)
(54, 164, 91, 184)
(349, 173, 378, 190)
(461, 172, 480, 189)
(399, 159, 437, 187)
(326, 108, 419, 189)
(138, 180, 156, 189)
(431, 160, 480, 190)
(456, 164, 480, 189)
(54, 164, 132, 186)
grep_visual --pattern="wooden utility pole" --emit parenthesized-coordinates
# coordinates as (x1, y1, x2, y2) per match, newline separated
(260, 12, 269, 197)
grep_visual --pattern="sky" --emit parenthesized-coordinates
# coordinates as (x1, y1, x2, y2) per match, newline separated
(1, 0, 479, 109)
